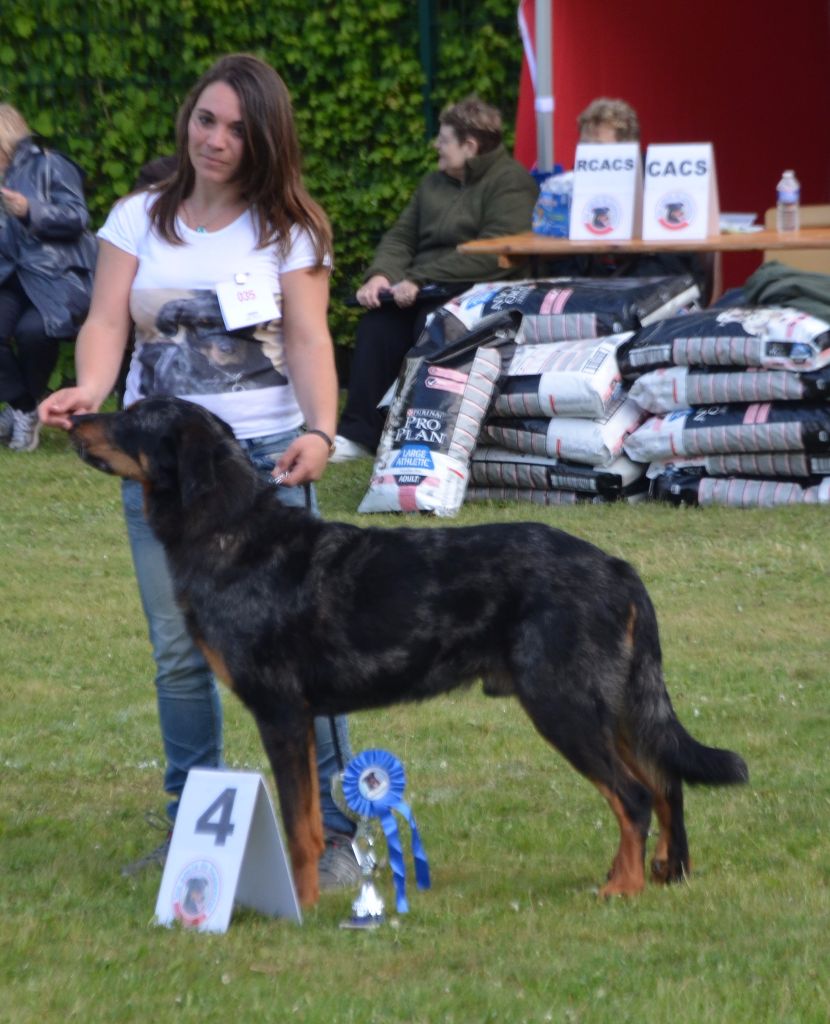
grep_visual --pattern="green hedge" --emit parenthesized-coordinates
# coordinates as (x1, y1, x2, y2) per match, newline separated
(1, 0, 521, 348)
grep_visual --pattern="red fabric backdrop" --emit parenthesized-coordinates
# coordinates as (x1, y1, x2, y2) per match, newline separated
(514, 0, 830, 289)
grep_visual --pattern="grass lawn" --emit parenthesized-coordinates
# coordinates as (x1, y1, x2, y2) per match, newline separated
(1, 425, 828, 1023)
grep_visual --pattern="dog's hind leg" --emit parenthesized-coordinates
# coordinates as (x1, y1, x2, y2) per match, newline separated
(650, 782, 690, 885)
(254, 712, 324, 908)
(518, 691, 652, 897)
(592, 776, 652, 897)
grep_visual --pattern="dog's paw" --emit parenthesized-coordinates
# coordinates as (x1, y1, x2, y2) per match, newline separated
(598, 876, 645, 899)
(650, 856, 690, 885)
(650, 857, 670, 884)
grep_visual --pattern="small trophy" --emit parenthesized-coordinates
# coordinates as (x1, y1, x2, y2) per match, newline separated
(331, 771, 386, 929)
(332, 749, 431, 927)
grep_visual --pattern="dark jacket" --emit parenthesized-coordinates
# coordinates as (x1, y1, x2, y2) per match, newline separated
(744, 260, 830, 322)
(364, 144, 538, 286)
(0, 139, 97, 338)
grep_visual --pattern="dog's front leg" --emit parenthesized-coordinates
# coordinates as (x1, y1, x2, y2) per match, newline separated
(254, 710, 324, 908)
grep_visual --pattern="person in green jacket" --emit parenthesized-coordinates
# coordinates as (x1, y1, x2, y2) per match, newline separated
(332, 95, 538, 462)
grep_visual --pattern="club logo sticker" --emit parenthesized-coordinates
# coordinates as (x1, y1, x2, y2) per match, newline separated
(581, 195, 620, 235)
(657, 192, 695, 230)
(172, 859, 221, 928)
(358, 764, 392, 803)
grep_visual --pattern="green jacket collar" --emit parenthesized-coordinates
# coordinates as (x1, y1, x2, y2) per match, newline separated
(442, 144, 507, 187)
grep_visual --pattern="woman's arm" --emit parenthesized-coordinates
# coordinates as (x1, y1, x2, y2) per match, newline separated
(39, 240, 137, 429)
(276, 265, 339, 486)
(362, 191, 421, 284)
(25, 152, 90, 241)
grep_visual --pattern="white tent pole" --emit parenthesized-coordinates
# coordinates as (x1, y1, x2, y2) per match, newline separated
(535, 0, 554, 172)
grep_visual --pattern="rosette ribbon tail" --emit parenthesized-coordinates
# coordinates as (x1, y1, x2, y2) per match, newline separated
(392, 798, 431, 891)
(379, 810, 409, 913)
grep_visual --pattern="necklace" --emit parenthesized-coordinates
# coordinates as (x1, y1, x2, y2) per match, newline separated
(182, 200, 236, 234)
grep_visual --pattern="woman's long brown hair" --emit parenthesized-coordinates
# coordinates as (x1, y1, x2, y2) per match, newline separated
(148, 53, 332, 266)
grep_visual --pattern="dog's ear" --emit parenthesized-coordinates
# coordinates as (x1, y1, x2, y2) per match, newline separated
(173, 416, 255, 519)
(173, 419, 226, 511)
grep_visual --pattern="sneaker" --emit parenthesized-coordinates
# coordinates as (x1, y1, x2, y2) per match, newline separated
(8, 408, 41, 452)
(318, 828, 362, 890)
(0, 405, 14, 444)
(329, 434, 372, 464)
(121, 810, 173, 877)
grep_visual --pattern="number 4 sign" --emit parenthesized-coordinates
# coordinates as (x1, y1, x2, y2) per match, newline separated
(154, 768, 302, 932)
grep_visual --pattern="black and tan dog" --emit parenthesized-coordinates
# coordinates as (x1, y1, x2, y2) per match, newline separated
(70, 396, 748, 907)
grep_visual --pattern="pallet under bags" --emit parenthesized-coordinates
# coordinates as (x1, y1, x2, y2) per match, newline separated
(358, 311, 520, 516)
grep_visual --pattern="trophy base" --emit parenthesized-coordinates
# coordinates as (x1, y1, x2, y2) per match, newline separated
(339, 879, 385, 930)
(339, 914, 385, 931)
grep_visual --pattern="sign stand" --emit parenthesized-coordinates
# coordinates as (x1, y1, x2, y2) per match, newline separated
(154, 768, 302, 932)
(569, 142, 642, 241)
(642, 143, 720, 241)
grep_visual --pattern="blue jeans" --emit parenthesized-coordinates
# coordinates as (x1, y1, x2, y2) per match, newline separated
(122, 426, 355, 835)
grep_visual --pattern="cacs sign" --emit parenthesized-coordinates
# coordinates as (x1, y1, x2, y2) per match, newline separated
(642, 143, 719, 241)
(569, 142, 642, 241)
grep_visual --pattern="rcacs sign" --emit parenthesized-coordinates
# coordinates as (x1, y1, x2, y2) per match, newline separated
(569, 142, 642, 241)
(642, 143, 720, 241)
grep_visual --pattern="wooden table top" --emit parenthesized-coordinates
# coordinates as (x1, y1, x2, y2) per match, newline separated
(458, 226, 830, 258)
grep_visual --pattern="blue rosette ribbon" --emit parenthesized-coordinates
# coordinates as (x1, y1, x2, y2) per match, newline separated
(341, 749, 430, 913)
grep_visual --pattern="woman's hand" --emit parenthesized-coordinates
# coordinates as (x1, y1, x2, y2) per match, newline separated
(274, 433, 331, 487)
(39, 385, 102, 430)
(389, 279, 420, 308)
(1, 187, 29, 219)
(356, 274, 392, 309)
(39, 241, 138, 430)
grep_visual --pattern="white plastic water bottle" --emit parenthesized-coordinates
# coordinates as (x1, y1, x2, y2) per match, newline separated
(775, 170, 800, 232)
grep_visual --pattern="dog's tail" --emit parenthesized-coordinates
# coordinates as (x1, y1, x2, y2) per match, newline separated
(660, 719, 749, 786)
(629, 593, 749, 788)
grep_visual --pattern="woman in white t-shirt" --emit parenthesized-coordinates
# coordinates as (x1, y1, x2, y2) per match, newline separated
(40, 54, 360, 885)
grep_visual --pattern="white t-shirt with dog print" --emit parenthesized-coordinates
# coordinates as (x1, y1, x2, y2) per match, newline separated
(99, 190, 327, 440)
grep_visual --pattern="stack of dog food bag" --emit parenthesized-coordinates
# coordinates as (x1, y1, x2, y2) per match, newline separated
(619, 306, 830, 506)
(461, 276, 699, 506)
(357, 275, 700, 514)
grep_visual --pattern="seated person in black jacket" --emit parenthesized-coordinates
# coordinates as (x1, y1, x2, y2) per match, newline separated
(332, 96, 538, 462)
(0, 103, 95, 451)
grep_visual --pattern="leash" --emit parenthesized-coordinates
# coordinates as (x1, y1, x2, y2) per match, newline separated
(301, 480, 347, 771)
(298, 480, 346, 771)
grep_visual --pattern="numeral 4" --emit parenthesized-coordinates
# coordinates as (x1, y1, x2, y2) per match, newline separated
(195, 788, 237, 846)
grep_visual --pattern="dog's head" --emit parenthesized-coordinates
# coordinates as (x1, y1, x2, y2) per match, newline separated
(70, 397, 260, 540)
